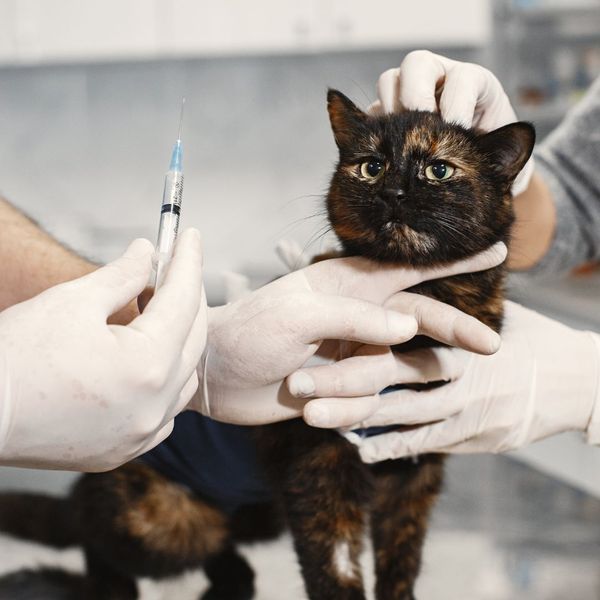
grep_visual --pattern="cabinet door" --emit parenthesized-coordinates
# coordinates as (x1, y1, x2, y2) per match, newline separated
(328, 0, 492, 49)
(13, 0, 157, 63)
(0, 0, 17, 64)
(155, 0, 318, 55)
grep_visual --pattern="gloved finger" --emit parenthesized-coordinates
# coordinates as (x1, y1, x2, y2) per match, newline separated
(299, 295, 418, 346)
(357, 387, 463, 430)
(288, 346, 397, 398)
(376, 67, 401, 113)
(304, 395, 381, 428)
(385, 292, 501, 354)
(305, 243, 506, 304)
(404, 242, 507, 289)
(130, 229, 203, 351)
(438, 62, 488, 128)
(357, 361, 468, 428)
(75, 238, 154, 316)
(396, 50, 452, 112)
(201, 382, 306, 425)
(301, 348, 466, 428)
(289, 345, 462, 400)
(350, 417, 470, 463)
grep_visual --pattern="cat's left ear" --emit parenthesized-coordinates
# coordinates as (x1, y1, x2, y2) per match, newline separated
(476, 122, 536, 189)
(327, 89, 368, 149)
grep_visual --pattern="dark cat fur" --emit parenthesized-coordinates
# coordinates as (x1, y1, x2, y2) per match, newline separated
(0, 91, 534, 600)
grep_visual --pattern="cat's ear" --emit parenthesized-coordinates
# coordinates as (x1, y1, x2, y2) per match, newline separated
(327, 89, 368, 149)
(476, 122, 536, 188)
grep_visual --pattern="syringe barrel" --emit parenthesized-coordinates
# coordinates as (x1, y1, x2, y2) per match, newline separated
(153, 169, 184, 288)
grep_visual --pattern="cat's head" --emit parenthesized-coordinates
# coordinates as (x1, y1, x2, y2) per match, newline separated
(326, 89, 535, 266)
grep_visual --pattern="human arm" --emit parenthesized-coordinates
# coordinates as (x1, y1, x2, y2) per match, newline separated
(188, 244, 507, 425)
(0, 229, 206, 471)
(507, 172, 556, 270)
(0, 197, 138, 324)
(511, 76, 600, 275)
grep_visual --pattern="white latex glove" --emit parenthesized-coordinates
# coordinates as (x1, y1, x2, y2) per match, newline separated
(334, 301, 600, 463)
(189, 243, 507, 425)
(0, 229, 207, 471)
(371, 50, 534, 196)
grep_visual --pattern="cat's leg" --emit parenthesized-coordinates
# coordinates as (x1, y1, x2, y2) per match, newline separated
(72, 462, 231, 599)
(83, 548, 139, 600)
(255, 422, 371, 600)
(200, 501, 288, 600)
(370, 455, 444, 600)
(201, 546, 255, 600)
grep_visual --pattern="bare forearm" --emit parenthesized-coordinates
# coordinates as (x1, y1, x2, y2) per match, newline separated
(0, 198, 94, 309)
(508, 172, 556, 271)
(0, 198, 137, 324)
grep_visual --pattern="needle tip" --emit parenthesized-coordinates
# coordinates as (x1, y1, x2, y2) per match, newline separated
(177, 98, 185, 141)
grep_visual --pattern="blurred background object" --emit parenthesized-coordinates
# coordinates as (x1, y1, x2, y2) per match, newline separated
(493, 0, 600, 138)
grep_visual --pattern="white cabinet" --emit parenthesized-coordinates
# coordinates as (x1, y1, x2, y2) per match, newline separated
(326, 0, 492, 49)
(11, 0, 157, 63)
(0, 0, 492, 66)
(159, 0, 493, 56)
(0, 0, 17, 62)
(154, 0, 316, 55)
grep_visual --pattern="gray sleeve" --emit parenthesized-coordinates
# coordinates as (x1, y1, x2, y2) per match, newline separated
(521, 76, 600, 278)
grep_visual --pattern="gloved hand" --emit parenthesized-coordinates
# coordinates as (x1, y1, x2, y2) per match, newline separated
(370, 50, 534, 196)
(188, 243, 507, 425)
(0, 229, 206, 471)
(327, 301, 600, 463)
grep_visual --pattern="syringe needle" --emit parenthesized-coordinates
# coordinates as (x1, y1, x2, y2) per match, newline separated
(177, 97, 186, 141)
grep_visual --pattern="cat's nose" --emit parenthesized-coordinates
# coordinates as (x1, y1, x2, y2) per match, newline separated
(381, 188, 406, 203)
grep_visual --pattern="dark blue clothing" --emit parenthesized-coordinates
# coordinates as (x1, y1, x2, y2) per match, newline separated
(140, 411, 274, 514)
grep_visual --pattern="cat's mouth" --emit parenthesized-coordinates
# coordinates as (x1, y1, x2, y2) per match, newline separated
(379, 221, 438, 258)
(382, 221, 404, 233)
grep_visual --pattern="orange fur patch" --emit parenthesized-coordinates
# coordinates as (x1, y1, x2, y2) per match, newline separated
(115, 465, 227, 560)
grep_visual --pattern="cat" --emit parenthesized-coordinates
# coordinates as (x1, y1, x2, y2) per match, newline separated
(0, 90, 534, 600)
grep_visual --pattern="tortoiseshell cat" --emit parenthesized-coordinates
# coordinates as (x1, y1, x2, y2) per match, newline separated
(0, 90, 534, 600)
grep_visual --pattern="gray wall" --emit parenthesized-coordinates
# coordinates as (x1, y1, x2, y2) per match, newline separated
(0, 48, 479, 304)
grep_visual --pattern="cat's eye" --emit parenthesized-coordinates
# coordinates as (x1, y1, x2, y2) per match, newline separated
(425, 161, 455, 181)
(359, 159, 385, 181)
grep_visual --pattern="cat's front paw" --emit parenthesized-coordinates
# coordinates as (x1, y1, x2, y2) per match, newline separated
(201, 585, 254, 600)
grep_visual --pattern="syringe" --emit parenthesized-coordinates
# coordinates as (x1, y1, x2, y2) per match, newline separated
(151, 98, 186, 290)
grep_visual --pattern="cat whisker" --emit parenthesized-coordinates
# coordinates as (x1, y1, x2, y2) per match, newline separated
(280, 193, 328, 210)
(276, 210, 329, 240)
(426, 215, 476, 242)
(302, 224, 334, 256)
(347, 78, 377, 111)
